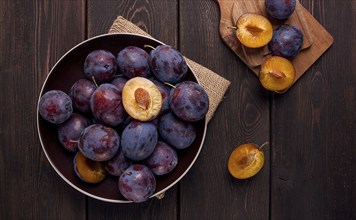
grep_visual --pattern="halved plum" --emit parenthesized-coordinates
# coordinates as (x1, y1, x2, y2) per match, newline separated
(122, 77, 162, 121)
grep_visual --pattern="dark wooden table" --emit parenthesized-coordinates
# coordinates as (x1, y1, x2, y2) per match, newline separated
(1, 0, 355, 219)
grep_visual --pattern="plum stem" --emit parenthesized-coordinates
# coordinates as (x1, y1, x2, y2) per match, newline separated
(91, 76, 99, 88)
(164, 82, 176, 89)
(144, 44, 156, 51)
(263, 51, 272, 56)
(227, 26, 237, 30)
(69, 139, 79, 143)
(259, 141, 269, 151)
(113, 74, 124, 78)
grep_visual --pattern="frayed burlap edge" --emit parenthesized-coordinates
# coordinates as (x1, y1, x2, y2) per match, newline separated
(109, 16, 231, 122)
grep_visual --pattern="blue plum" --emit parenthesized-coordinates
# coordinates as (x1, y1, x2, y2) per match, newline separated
(84, 50, 117, 83)
(90, 83, 126, 126)
(268, 24, 303, 59)
(39, 90, 73, 124)
(121, 121, 158, 161)
(117, 46, 151, 79)
(58, 113, 91, 152)
(70, 78, 97, 114)
(105, 148, 131, 177)
(170, 81, 209, 122)
(110, 76, 128, 94)
(118, 164, 156, 203)
(145, 141, 178, 176)
(158, 112, 196, 149)
(265, 0, 296, 20)
(148, 45, 188, 84)
(78, 124, 120, 161)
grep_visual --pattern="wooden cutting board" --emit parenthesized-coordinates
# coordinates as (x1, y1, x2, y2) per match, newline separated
(218, 0, 333, 92)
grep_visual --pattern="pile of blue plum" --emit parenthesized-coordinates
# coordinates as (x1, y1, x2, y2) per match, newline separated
(38, 44, 209, 203)
(265, 0, 304, 59)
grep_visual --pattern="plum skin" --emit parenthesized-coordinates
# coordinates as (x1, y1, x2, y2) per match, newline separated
(117, 46, 151, 79)
(58, 113, 91, 152)
(121, 121, 158, 161)
(170, 81, 209, 122)
(158, 112, 196, 150)
(110, 76, 128, 94)
(265, 0, 296, 20)
(90, 83, 126, 127)
(118, 164, 156, 203)
(78, 124, 120, 161)
(268, 24, 303, 59)
(84, 50, 117, 83)
(70, 79, 97, 114)
(148, 45, 188, 84)
(39, 90, 73, 124)
(105, 148, 131, 177)
(145, 141, 178, 176)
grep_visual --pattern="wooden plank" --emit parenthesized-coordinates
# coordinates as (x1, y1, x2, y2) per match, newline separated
(0, 0, 86, 219)
(270, 0, 356, 219)
(179, 0, 270, 219)
(87, 0, 178, 47)
(86, 0, 178, 218)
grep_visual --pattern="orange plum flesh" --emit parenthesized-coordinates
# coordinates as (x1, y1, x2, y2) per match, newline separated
(236, 13, 273, 48)
(259, 56, 296, 92)
(74, 151, 107, 184)
(122, 77, 162, 121)
(228, 143, 265, 179)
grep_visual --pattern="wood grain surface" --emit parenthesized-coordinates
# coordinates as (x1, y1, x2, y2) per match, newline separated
(0, 0, 86, 219)
(0, 0, 355, 219)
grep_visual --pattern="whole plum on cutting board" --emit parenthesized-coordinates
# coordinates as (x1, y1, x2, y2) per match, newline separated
(265, 0, 296, 20)
(268, 24, 303, 59)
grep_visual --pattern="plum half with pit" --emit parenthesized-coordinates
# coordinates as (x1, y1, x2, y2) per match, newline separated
(73, 151, 107, 184)
(117, 46, 151, 79)
(38, 90, 73, 124)
(268, 24, 303, 59)
(259, 56, 296, 92)
(78, 124, 120, 161)
(235, 13, 273, 48)
(148, 45, 188, 84)
(122, 77, 162, 122)
(84, 50, 117, 84)
(228, 143, 267, 179)
(58, 113, 91, 152)
(265, 0, 296, 20)
(90, 83, 126, 127)
(170, 81, 209, 122)
(118, 164, 156, 203)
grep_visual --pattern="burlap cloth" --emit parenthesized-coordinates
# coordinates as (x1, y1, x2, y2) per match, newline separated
(109, 16, 230, 122)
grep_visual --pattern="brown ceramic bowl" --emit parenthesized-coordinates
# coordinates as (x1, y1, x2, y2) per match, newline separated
(36, 33, 207, 203)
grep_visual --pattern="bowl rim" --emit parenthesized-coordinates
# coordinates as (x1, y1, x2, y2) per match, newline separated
(36, 32, 208, 203)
